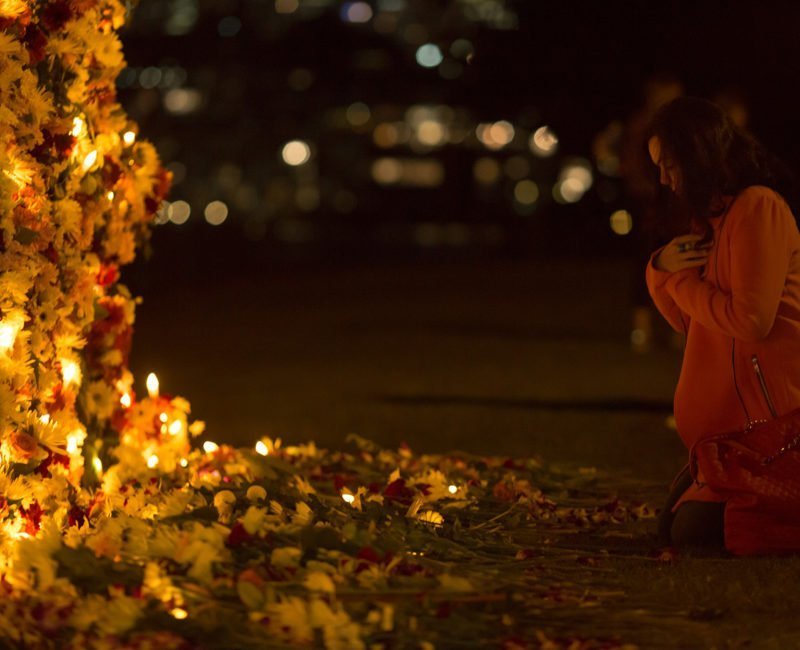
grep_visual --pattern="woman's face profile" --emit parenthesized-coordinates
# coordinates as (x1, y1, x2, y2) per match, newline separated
(648, 136, 679, 193)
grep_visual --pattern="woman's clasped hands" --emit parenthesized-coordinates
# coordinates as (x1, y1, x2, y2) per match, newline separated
(653, 234, 712, 273)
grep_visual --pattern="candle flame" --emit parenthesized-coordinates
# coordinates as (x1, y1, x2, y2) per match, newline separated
(82, 149, 98, 172)
(255, 441, 269, 456)
(0, 319, 21, 353)
(146, 454, 159, 469)
(203, 441, 219, 454)
(61, 359, 80, 387)
(123, 130, 136, 146)
(71, 117, 86, 138)
(120, 392, 132, 408)
(146, 372, 159, 398)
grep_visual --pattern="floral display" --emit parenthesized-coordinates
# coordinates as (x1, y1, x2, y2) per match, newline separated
(0, 2, 655, 648)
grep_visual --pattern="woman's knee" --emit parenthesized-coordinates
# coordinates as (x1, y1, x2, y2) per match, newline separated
(670, 502, 725, 549)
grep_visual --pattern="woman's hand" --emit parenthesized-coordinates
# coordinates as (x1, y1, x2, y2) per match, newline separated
(653, 234, 712, 273)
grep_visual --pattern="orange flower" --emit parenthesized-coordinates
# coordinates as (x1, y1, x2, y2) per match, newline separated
(8, 431, 38, 462)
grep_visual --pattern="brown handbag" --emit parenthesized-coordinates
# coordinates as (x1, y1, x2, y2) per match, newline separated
(689, 406, 800, 506)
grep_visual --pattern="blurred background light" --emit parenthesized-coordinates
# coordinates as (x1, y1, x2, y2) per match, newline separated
(473, 157, 501, 185)
(341, 2, 373, 24)
(529, 126, 559, 157)
(610, 209, 634, 235)
(415, 43, 444, 68)
(204, 201, 229, 225)
(372, 157, 403, 184)
(275, 0, 299, 15)
(415, 119, 447, 147)
(553, 177, 586, 204)
(450, 38, 475, 59)
(163, 88, 203, 115)
(282, 140, 311, 166)
(514, 180, 539, 206)
(165, 0, 198, 35)
(139, 66, 162, 89)
(477, 121, 514, 150)
(218, 16, 242, 38)
(168, 200, 191, 225)
(345, 102, 371, 127)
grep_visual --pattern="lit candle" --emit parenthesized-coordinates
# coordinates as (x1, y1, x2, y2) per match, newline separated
(146, 372, 159, 398)
(255, 441, 269, 456)
(82, 149, 98, 172)
(61, 359, 80, 387)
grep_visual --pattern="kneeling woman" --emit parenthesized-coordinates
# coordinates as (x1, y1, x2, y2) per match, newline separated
(645, 97, 800, 555)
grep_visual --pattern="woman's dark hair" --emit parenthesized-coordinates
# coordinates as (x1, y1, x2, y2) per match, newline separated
(645, 96, 798, 239)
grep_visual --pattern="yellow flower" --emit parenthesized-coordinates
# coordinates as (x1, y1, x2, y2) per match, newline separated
(84, 380, 116, 421)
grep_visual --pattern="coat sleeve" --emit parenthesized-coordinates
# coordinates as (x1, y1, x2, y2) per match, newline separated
(662, 188, 794, 342)
(646, 246, 690, 334)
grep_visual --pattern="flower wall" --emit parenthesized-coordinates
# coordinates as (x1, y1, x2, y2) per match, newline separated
(0, 0, 185, 516)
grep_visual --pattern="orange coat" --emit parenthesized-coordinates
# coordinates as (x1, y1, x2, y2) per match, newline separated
(646, 185, 800, 555)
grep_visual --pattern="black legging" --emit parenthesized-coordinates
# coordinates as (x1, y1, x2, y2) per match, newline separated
(657, 464, 726, 550)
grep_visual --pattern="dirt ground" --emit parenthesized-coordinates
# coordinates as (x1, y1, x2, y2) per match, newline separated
(128, 254, 685, 484)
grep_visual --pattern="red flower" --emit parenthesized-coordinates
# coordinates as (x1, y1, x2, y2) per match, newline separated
(20, 501, 43, 535)
(96, 263, 119, 288)
(101, 159, 122, 188)
(227, 521, 253, 547)
(37, 450, 70, 479)
(41, 1, 75, 32)
(383, 478, 415, 505)
(68, 504, 86, 528)
(21, 24, 48, 64)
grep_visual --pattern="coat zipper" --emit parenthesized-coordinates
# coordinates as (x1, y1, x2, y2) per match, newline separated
(751, 355, 778, 418)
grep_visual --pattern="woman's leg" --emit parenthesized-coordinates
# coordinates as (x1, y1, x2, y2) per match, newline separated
(657, 464, 694, 545)
(670, 501, 726, 550)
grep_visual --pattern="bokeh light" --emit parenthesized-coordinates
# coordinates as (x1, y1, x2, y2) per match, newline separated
(346, 102, 371, 127)
(514, 180, 539, 205)
(473, 158, 501, 185)
(416, 44, 444, 68)
(610, 209, 634, 235)
(477, 121, 515, 150)
(204, 201, 229, 225)
(372, 158, 403, 185)
(218, 16, 242, 37)
(275, 0, 299, 14)
(168, 200, 191, 225)
(164, 88, 202, 115)
(341, 2, 373, 23)
(416, 119, 447, 147)
(553, 177, 586, 204)
(529, 126, 559, 157)
(281, 140, 311, 166)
